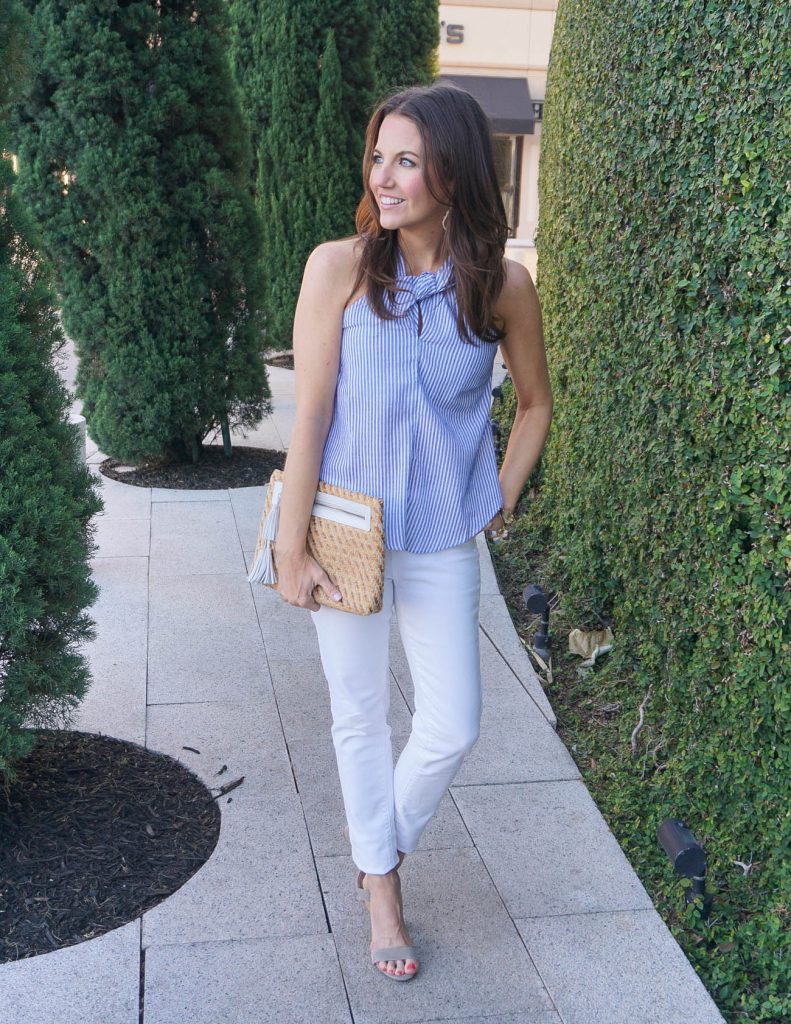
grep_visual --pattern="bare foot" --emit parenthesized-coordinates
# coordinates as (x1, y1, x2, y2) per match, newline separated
(362, 869, 419, 977)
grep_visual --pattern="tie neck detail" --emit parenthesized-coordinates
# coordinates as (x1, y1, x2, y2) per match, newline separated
(386, 250, 454, 316)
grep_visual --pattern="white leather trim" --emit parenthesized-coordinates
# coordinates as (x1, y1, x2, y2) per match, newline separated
(271, 480, 372, 532)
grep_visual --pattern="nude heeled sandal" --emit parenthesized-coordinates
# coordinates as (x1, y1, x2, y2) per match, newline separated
(359, 870, 420, 981)
(371, 944, 419, 980)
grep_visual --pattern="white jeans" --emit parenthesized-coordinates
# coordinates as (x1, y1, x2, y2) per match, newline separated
(310, 536, 482, 874)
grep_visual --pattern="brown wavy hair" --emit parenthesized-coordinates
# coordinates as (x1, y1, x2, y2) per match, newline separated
(349, 83, 509, 345)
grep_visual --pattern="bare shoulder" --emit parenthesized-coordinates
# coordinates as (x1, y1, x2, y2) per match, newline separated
(304, 236, 363, 301)
(496, 257, 539, 319)
(493, 256, 550, 408)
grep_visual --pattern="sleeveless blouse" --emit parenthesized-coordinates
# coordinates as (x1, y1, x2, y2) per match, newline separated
(318, 249, 504, 553)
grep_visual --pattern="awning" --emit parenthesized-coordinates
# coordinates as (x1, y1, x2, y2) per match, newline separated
(436, 75, 535, 134)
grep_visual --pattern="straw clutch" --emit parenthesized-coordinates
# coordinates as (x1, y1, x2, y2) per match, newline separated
(247, 469, 385, 616)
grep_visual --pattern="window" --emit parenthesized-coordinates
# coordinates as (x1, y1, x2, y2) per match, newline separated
(492, 134, 523, 237)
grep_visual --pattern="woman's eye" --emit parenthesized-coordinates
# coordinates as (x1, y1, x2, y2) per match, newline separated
(372, 154, 416, 167)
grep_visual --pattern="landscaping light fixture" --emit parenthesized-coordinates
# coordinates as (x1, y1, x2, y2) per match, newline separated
(657, 818, 713, 921)
(522, 584, 551, 665)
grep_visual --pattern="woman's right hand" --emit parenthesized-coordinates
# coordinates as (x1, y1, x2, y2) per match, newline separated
(273, 546, 343, 612)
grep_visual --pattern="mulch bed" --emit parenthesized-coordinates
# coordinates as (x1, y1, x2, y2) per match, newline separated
(100, 445, 286, 490)
(0, 730, 224, 963)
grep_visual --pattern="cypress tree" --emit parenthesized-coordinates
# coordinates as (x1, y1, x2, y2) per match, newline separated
(1, 0, 101, 781)
(12, 0, 269, 465)
(226, 0, 277, 187)
(372, 2, 439, 99)
(229, 0, 376, 350)
(313, 30, 353, 256)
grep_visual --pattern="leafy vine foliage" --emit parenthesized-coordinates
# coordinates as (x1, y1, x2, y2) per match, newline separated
(495, 2, 789, 1020)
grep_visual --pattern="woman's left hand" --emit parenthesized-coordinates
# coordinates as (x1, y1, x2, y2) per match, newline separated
(482, 511, 505, 534)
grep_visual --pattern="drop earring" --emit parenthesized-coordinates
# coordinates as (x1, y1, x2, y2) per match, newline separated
(442, 208, 450, 232)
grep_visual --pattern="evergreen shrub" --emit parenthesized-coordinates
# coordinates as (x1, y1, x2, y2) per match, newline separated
(228, 0, 384, 350)
(494, 3, 789, 1020)
(371, 1, 439, 99)
(1, 0, 102, 782)
(12, 0, 269, 464)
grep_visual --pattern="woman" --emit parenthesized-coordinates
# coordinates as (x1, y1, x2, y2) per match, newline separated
(273, 83, 552, 981)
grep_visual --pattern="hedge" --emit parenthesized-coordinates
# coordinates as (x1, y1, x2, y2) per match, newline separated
(493, 2, 789, 1020)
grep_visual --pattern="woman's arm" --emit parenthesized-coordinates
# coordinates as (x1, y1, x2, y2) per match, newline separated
(273, 239, 356, 608)
(494, 259, 553, 515)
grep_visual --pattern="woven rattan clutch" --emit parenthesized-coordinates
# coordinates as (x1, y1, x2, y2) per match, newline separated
(247, 469, 385, 616)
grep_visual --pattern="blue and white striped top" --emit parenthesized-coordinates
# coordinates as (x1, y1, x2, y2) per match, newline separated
(319, 248, 504, 553)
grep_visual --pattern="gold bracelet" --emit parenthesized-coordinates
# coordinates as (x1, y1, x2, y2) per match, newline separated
(487, 507, 515, 541)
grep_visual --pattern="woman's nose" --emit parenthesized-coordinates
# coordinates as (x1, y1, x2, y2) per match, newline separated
(371, 164, 394, 188)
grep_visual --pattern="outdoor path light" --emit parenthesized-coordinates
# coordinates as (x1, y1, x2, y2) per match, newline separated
(522, 584, 551, 665)
(657, 818, 713, 921)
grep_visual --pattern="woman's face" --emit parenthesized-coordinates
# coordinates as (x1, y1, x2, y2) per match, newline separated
(369, 113, 446, 231)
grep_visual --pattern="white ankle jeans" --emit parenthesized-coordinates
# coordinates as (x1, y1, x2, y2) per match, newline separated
(310, 536, 482, 875)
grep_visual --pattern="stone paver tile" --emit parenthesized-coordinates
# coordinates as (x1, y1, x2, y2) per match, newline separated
(389, 627, 575, 787)
(91, 517, 150, 558)
(143, 934, 351, 1024)
(476, 531, 501, 595)
(268, 657, 412, 741)
(479, 592, 557, 728)
(272, 410, 295, 447)
(87, 556, 148, 667)
(451, 637, 579, 786)
(266, 656, 333, 739)
(229, 484, 267, 518)
(242, 547, 257, 574)
(229, 417, 286, 451)
(406, 1015, 562, 1024)
(1, 920, 139, 1024)
(149, 501, 244, 576)
(68, 662, 146, 746)
(91, 474, 152, 516)
(453, 693, 580, 787)
(146, 700, 295, 805)
(235, 515, 263, 555)
(252, 584, 323, 660)
(452, 781, 654, 917)
(86, 446, 108, 465)
(148, 574, 268, 704)
(142, 790, 325, 947)
(150, 487, 230, 502)
(288, 732, 472, 859)
(266, 365, 297, 392)
(317, 849, 554, 1024)
(515, 909, 726, 1024)
(76, 556, 148, 742)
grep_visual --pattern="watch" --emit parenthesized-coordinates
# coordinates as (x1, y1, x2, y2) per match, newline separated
(488, 506, 515, 540)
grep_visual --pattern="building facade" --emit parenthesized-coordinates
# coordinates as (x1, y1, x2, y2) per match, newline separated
(438, 0, 557, 280)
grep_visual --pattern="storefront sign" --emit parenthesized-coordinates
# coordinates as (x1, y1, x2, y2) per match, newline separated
(440, 21, 465, 44)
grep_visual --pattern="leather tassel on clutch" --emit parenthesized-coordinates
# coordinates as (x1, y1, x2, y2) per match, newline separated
(247, 469, 385, 616)
(247, 483, 281, 584)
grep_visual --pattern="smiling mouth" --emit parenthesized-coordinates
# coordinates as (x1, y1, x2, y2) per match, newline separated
(380, 197, 405, 207)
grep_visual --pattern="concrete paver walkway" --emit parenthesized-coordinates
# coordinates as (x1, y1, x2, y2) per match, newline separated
(1, 353, 726, 1023)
